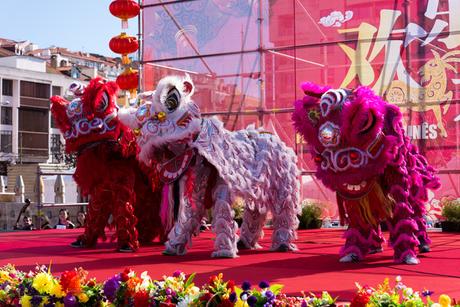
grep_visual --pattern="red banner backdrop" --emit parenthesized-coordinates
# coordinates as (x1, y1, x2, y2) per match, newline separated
(142, 0, 459, 221)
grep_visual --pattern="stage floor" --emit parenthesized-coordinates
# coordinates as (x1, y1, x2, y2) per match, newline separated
(0, 228, 459, 301)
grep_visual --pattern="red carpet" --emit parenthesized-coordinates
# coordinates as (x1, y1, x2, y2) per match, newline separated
(0, 228, 459, 301)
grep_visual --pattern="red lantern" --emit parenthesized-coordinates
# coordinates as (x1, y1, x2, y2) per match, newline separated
(116, 67, 139, 95)
(109, 33, 139, 65)
(109, 0, 140, 29)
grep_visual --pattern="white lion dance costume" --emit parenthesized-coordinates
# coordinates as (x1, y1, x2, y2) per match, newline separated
(119, 75, 300, 258)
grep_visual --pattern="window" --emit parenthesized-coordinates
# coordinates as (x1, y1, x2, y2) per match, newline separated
(2, 79, 13, 96)
(1, 106, 12, 125)
(19, 107, 49, 132)
(20, 81, 50, 98)
(0, 131, 12, 153)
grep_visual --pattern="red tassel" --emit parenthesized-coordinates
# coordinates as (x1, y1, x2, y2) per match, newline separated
(184, 167, 196, 209)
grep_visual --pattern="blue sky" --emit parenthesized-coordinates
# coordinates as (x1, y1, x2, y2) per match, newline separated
(0, 0, 138, 57)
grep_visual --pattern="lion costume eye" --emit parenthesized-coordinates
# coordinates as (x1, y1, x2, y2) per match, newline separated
(97, 91, 109, 112)
(359, 111, 376, 135)
(165, 88, 180, 112)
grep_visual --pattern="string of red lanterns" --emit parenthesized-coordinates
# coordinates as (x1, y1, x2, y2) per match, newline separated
(109, 0, 140, 97)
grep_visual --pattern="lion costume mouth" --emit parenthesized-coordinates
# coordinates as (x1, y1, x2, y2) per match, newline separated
(337, 179, 375, 199)
(157, 148, 195, 184)
(176, 111, 192, 127)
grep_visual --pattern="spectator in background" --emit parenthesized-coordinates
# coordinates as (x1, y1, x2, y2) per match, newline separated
(40, 215, 52, 230)
(14, 198, 32, 230)
(54, 209, 75, 229)
(76, 211, 86, 228)
(16, 216, 35, 230)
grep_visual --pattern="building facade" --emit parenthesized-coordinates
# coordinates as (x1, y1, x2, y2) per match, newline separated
(0, 56, 79, 165)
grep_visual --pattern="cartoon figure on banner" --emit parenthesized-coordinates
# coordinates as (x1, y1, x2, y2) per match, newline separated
(334, 1, 460, 138)
(424, 190, 446, 227)
(293, 82, 440, 264)
(120, 75, 300, 258)
(386, 50, 460, 137)
(51, 78, 165, 252)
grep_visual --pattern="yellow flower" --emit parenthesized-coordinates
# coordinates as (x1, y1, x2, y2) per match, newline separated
(49, 282, 65, 298)
(55, 302, 64, 307)
(439, 294, 451, 307)
(32, 272, 54, 294)
(78, 292, 89, 303)
(235, 300, 248, 307)
(20, 295, 32, 307)
(406, 301, 415, 307)
(0, 271, 11, 284)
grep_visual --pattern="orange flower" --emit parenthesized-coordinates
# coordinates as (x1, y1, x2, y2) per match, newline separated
(127, 276, 142, 294)
(60, 270, 82, 295)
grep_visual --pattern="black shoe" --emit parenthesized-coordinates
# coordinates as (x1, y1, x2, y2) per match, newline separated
(200, 224, 210, 232)
(118, 245, 134, 253)
(70, 240, 84, 248)
(368, 247, 383, 254)
(419, 244, 430, 253)
(275, 243, 289, 252)
(237, 240, 249, 250)
(418, 237, 431, 253)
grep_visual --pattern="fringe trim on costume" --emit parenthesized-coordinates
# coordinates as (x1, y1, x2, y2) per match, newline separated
(339, 245, 363, 260)
(184, 167, 196, 210)
(393, 202, 415, 219)
(397, 249, 417, 263)
(391, 233, 419, 249)
(160, 184, 172, 231)
(391, 218, 418, 235)
(340, 183, 394, 228)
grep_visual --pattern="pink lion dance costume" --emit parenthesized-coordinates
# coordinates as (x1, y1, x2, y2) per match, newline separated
(119, 75, 300, 258)
(292, 82, 440, 264)
(51, 78, 164, 252)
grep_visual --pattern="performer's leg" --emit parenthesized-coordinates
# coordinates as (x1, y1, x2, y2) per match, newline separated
(72, 190, 112, 248)
(270, 186, 299, 252)
(211, 179, 238, 258)
(339, 224, 383, 262)
(412, 198, 431, 253)
(163, 173, 206, 256)
(388, 201, 420, 264)
(113, 180, 139, 252)
(239, 203, 266, 250)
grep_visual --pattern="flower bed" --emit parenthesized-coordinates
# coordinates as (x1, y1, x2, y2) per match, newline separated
(0, 264, 458, 306)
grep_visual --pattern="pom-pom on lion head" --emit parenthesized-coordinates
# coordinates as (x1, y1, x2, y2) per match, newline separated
(50, 77, 121, 153)
(119, 74, 202, 164)
(292, 82, 404, 198)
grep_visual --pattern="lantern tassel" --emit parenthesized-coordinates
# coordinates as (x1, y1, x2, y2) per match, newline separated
(129, 88, 138, 98)
(122, 19, 128, 29)
(122, 55, 131, 65)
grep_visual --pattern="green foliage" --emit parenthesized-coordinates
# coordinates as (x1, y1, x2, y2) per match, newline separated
(298, 201, 323, 229)
(308, 291, 337, 307)
(233, 197, 245, 226)
(442, 199, 460, 222)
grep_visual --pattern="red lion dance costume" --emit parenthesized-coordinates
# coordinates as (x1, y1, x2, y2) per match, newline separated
(51, 78, 163, 252)
(292, 82, 440, 264)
